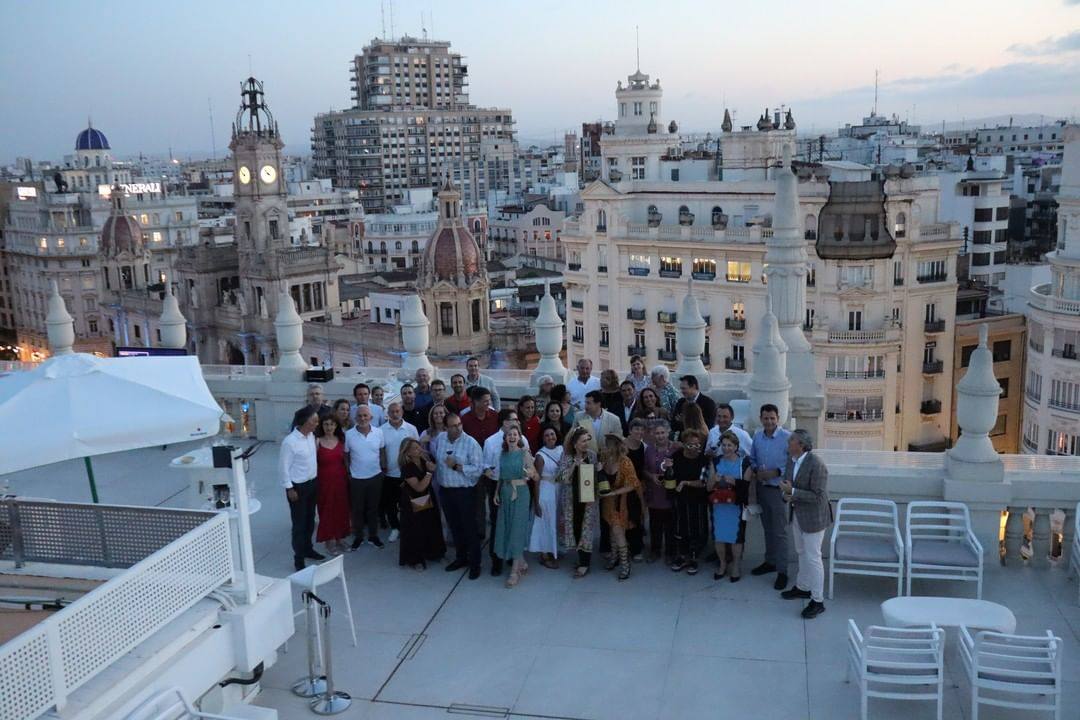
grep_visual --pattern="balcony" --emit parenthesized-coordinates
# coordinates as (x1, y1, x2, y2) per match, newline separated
(1030, 283, 1080, 315)
(825, 410, 885, 423)
(825, 370, 886, 380)
(628, 267, 650, 277)
(916, 273, 948, 284)
(572, 334, 584, 344)
(920, 399, 942, 414)
(922, 360, 944, 375)
(725, 357, 746, 371)
(658, 311, 678, 324)
(893, 277, 904, 286)
(599, 339, 609, 349)
(701, 354, 711, 366)
(598, 304, 609, 313)
(570, 300, 583, 310)
(691, 271, 716, 281)
(827, 329, 887, 344)
(627, 308, 646, 321)
(597, 265, 608, 273)
(567, 263, 581, 271)
(725, 273, 752, 284)
(627, 344, 646, 357)
(657, 349, 677, 362)
(659, 269, 683, 279)
(725, 317, 746, 332)
(1051, 347, 1078, 361)
(1048, 399, 1080, 414)
(924, 319, 946, 333)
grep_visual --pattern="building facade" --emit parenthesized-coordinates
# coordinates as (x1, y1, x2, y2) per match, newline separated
(1022, 125, 1080, 456)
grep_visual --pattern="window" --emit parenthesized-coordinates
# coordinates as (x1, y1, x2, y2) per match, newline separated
(840, 265, 873, 288)
(1047, 429, 1080, 456)
(659, 256, 682, 277)
(134, 324, 142, 340)
(664, 331, 677, 353)
(917, 260, 947, 282)
(633, 328, 645, 348)
(439, 302, 454, 335)
(573, 321, 584, 343)
(596, 209, 607, 231)
(731, 344, 745, 361)
(1023, 421, 1040, 451)
(726, 260, 751, 283)
(972, 230, 992, 245)
(1050, 379, 1080, 411)
(974, 208, 994, 222)
(848, 311, 862, 331)
(269, 219, 279, 239)
(692, 258, 716, 279)
(670, 169, 679, 182)
(600, 324, 609, 347)
(894, 212, 906, 238)
(998, 378, 1009, 399)
(992, 340, 1011, 362)
(633, 101, 642, 116)
(629, 254, 651, 276)
(806, 264, 816, 287)
(631, 156, 646, 180)
(472, 299, 482, 332)
(961, 344, 977, 367)
(88, 319, 98, 333)
(923, 343, 936, 364)
(805, 307, 815, 330)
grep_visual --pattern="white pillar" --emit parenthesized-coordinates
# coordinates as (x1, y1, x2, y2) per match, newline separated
(46, 281, 75, 356)
(272, 291, 307, 377)
(531, 283, 568, 385)
(158, 279, 187, 350)
(746, 297, 790, 432)
(675, 279, 710, 390)
(400, 294, 434, 378)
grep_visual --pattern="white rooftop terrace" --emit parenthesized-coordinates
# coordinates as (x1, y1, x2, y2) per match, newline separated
(3, 442, 1079, 720)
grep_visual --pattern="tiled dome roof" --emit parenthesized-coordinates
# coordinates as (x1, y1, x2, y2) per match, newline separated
(425, 225, 481, 282)
(100, 190, 143, 257)
(76, 125, 110, 151)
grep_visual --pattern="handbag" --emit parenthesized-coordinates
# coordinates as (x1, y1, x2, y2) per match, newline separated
(410, 493, 433, 511)
(577, 463, 595, 503)
(709, 486, 737, 505)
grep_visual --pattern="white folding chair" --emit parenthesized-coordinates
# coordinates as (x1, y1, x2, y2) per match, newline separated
(288, 554, 357, 647)
(846, 620, 945, 720)
(1068, 502, 1079, 606)
(829, 498, 904, 599)
(905, 501, 984, 598)
(959, 627, 1062, 720)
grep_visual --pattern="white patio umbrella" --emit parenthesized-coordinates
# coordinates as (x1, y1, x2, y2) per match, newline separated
(0, 353, 222, 500)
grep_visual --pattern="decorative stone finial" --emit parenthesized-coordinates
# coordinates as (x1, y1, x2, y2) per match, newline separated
(158, 278, 187, 349)
(272, 290, 307, 375)
(401, 294, 434, 377)
(675, 279, 710, 390)
(947, 323, 1004, 480)
(46, 281, 75, 356)
(747, 296, 790, 429)
(721, 109, 733, 133)
(531, 282, 568, 385)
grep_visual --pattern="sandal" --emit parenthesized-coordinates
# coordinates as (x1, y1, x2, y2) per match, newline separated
(574, 565, 590, 579)
(505, 570, 520, 588)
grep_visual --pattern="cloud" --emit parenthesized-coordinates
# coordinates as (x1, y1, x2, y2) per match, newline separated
(1008, 30, 1080, 56)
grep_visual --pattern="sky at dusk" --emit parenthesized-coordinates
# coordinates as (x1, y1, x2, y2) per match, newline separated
(2, 0, 1079, 163)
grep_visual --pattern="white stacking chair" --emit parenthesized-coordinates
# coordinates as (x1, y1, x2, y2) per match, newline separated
(959, 628, 1063, 720)
(287, 554, 357, 647)
(1069, 502, 1080, 605)
(846, 620, 945, 720)
(829, 498, 904, 599)
(905, 501, 984, 598)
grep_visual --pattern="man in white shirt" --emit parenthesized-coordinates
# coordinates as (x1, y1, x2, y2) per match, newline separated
(706, 402, 754, 458)
(380, 401, 419, 544)
(567, 358, 600, 411)
(345, 406, 387, 550)
(431, 413, 485, 579)
(280, 406, 322, 571)
(350, 383, 385, 427)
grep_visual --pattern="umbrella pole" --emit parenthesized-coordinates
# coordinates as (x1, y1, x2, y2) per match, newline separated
(84, 457, 100, 504)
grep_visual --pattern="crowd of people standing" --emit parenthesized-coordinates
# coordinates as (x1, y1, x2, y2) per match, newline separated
(279, 356, 830, 617)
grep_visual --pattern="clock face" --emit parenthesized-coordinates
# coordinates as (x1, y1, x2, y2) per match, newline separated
(238, 166, 251, 185)
(260, 164, 277, 184)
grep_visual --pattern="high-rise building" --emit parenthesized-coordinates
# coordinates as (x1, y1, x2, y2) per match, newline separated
(312, 37, 516, 213)
(1022, 125, 1080, 456)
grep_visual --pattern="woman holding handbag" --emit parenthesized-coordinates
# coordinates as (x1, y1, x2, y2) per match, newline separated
(493, 426, 538, 588)
(555, 426, 598, 578)
(397, 439, 446, 570)
(709, 430, 752, 582)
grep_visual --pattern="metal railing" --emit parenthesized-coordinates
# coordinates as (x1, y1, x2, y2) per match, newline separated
(922, 360, 944, 374)
(657, 349, 677, 361)
(0, 506, 233, 720)
(924, 319, 946, 333)
(920, 399, 942, 414)
(725, 357, 745, 370)
(825, 369, 886, 380)
(725, 317, 746, 331)
(627, 345, 646, 357)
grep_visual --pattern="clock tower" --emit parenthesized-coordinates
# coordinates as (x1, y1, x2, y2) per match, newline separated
(231, 77, 287, 257)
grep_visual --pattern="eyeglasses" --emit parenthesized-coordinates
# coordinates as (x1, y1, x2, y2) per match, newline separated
(684, 442, 702, 449)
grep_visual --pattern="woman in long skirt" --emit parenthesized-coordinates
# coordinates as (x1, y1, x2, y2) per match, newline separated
(397, 439, 446, 569)
(493, 426, 537, 587)
(315, 414, 350, 555)
(555, 426, 599, 578)
(598, 435, 643, 581)
(529, 425, 563, 568)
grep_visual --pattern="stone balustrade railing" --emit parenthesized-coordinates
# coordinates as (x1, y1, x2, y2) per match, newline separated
(1030, 284, 1080, 315)
(616, 223, 770, 244)
(915, 222, 955, 242)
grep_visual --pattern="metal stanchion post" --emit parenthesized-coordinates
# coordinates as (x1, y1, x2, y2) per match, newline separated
(311, 593, 352, 714)
(291, 591, 327, 698)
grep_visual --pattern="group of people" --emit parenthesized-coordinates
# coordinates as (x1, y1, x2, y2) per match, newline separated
(279, 357, 831, 617)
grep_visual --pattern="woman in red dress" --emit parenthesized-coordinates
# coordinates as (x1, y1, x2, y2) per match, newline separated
(517, 395, 542, 452)
(315, 414, 351, 555)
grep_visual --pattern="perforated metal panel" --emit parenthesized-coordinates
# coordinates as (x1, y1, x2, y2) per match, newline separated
(0, 632, 54, 720)
(56, 513, 234, 691)
(0, 512, 234, 718)
(1, 500, 214, 568)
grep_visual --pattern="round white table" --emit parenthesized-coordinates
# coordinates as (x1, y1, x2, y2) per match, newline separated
(881, 596, 1016, 634)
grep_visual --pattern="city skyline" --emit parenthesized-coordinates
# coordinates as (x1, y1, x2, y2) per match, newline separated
(2, 0, 1079, 162)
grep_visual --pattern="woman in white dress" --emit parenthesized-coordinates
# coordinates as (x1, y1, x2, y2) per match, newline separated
(529, 425, 564, 569)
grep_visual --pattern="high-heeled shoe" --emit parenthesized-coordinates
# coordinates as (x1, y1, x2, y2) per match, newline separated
(505, 570, 521, 588)
(713, 565, 727, 581)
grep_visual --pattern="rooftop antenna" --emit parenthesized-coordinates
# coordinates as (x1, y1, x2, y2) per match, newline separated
(247, 54, 253, 76)
(873, 69, 879, 117)
(207, 98, 217, 160)
(389, 0, 395, 39)
(635, 25, 640, 71)
(421, 11, 427, 40)
(380, 0, 386, 39)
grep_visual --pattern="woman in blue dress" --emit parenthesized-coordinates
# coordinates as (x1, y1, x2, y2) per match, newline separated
(493, 426, 537, 588)
(710, 430, 752, 582)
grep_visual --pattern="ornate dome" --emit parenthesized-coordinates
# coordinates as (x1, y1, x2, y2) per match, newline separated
(100, 188, 143, 257)
(76, 124, 110, 151)
(420, 180, 484, 285)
